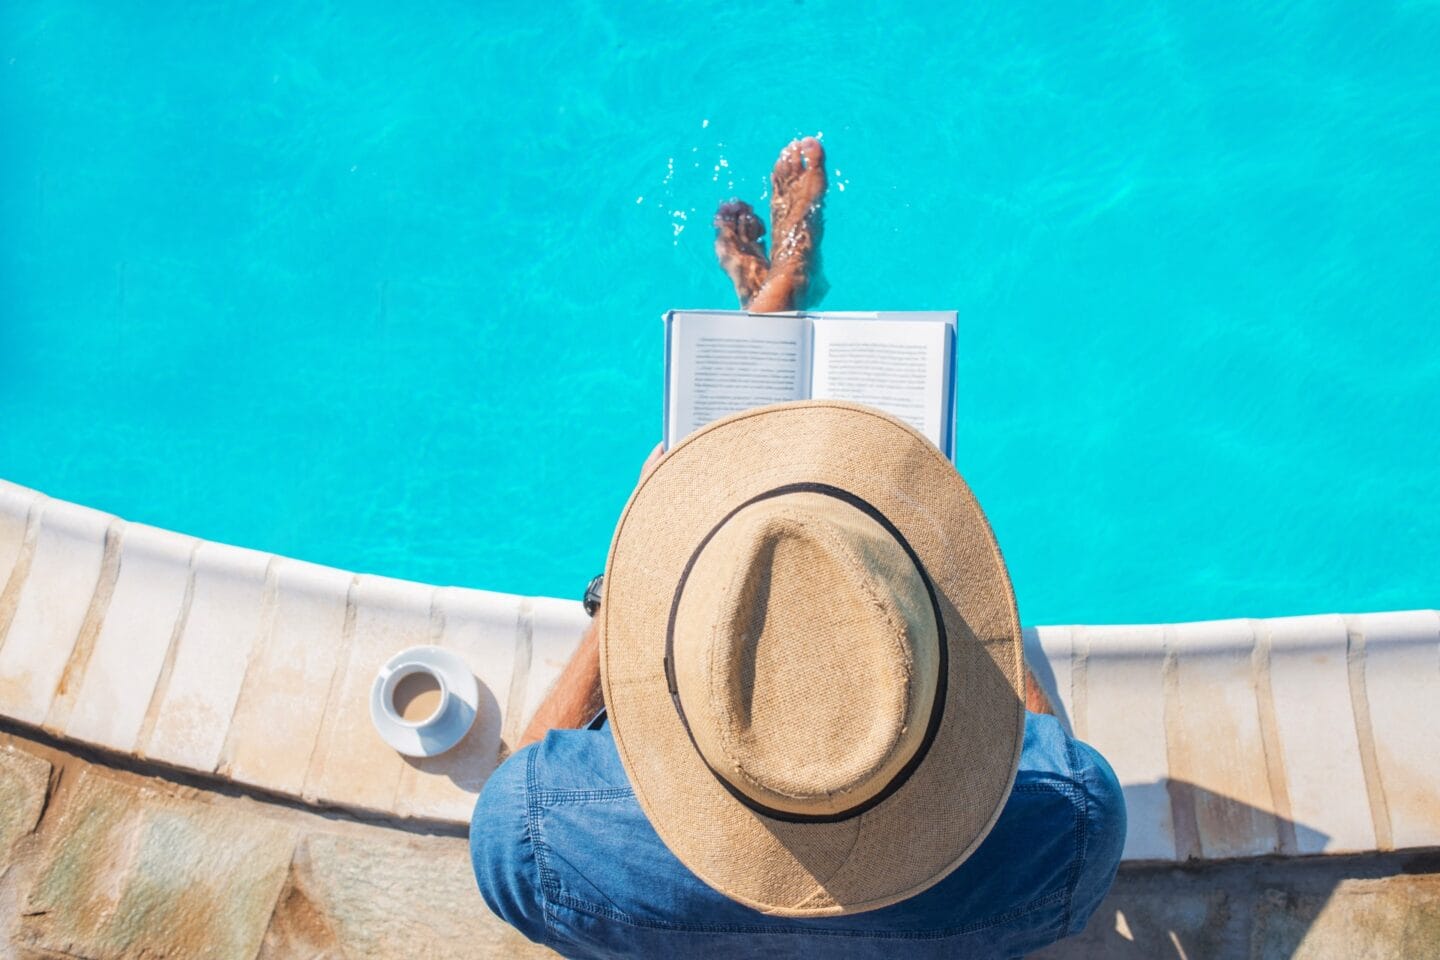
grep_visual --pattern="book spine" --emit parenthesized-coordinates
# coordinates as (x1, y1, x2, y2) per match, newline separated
(661, 311, 674, 449)
(944, 319, 956, 460)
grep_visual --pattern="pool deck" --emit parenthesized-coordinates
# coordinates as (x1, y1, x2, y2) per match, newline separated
(1, 477, 1437, 956)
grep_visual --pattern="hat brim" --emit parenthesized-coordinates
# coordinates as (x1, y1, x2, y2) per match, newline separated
(600, 400, 1024, 917)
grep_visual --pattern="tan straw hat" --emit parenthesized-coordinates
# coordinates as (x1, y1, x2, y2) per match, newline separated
(600, 400, 1025, 917)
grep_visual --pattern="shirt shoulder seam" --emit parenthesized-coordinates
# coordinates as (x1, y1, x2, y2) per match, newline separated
(526, 745, 562, 947)
(1060, 734, 1090, 933)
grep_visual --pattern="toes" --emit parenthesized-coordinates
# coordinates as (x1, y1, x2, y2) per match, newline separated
(773, 136, 822, 180)
(771, 136, 826, 215)
(798, 137, 827, 197)
(798, 136, 825, 171)
(738, 206, 765, 241)
(772, 139, 804, 186)
(715, 199, 766, 247)
(714, 198, 746, 227)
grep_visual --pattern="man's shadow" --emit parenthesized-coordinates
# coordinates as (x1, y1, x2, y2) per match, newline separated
(1023, 634, 1358, 958)
(1028, 779, 1319, 958)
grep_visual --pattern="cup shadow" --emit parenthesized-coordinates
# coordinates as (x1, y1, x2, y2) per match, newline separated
(400, 672, 504, 795)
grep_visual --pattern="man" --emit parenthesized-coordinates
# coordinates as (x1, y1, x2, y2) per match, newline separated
(470, 139, 1125, 958)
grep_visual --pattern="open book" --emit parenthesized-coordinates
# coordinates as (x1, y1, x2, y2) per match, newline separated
(664, 310, 957, 458)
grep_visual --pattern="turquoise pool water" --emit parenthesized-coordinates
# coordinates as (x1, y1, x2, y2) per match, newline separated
(2, 3, 1436, 625)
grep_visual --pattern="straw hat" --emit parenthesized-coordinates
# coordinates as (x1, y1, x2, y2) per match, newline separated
(599, 400, 1024, 917)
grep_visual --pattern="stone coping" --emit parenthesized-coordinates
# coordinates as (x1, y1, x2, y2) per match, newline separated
(1, 479, 1437, 862)
(1026, 611, 1440, 862)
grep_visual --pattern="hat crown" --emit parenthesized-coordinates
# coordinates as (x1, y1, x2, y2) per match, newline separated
(671, 492, 941, 818)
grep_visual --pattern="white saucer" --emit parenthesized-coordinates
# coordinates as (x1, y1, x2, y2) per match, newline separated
(369, 645, 479, 758)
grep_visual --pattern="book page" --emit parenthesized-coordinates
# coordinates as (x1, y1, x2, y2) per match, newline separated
(810, 317, 953, 453)
(665, 312, 811, 448)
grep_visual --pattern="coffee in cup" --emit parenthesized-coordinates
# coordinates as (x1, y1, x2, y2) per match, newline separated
(381, 662, 451, 730)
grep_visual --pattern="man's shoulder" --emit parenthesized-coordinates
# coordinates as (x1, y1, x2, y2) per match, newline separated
(1008, 712, 1128, 934)
(469, 726, 632, 883)
(1017, 711, 1120, 790)
(1011, 713, 1128, 866)
(526, 725, 633, 793)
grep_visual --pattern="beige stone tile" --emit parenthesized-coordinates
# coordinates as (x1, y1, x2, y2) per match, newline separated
(1352, 609, 1440, 851)
(1253, 875, 1440, 960)
(275, 832, 552, 960)
(17, 767, 295, 960)
(394, 586, 522, 822)
(144, 541, 272, 773)
(0, 744, 50, 857)
(222, 559, 354, 797)
(0, 481, 40, 596)
(1261, 614, 1375, 854)
(0, 499, 114, 725)
(63, 523, 197, 755)
(1166, 619, 1282, 860)
(304, 574, 436, 813)
(1071, 625, 1176, 862)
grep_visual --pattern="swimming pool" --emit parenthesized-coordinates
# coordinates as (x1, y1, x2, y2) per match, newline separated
(2, 2, 1436, 625)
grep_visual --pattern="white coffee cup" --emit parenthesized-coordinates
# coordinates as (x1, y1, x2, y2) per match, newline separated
(370, 645, 478, 757)
(379, 661, 451, 732)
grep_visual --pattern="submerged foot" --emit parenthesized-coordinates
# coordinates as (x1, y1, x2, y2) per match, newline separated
(713, 199, 770, 307)
(748, 136, 827, 312)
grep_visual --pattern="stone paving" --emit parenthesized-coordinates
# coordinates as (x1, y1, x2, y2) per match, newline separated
(0, 733, 551, 960)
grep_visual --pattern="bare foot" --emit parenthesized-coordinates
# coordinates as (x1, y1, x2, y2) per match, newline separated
(713, 199, 770, 307)
(748, 137, 827, 312)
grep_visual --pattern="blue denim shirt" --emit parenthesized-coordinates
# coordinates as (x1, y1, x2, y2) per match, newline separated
(471, 713, 1125, 959)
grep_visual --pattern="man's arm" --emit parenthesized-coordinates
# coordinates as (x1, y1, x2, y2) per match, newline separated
(517, 618, 602, 749)
(1025, 673, 1056, 716)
